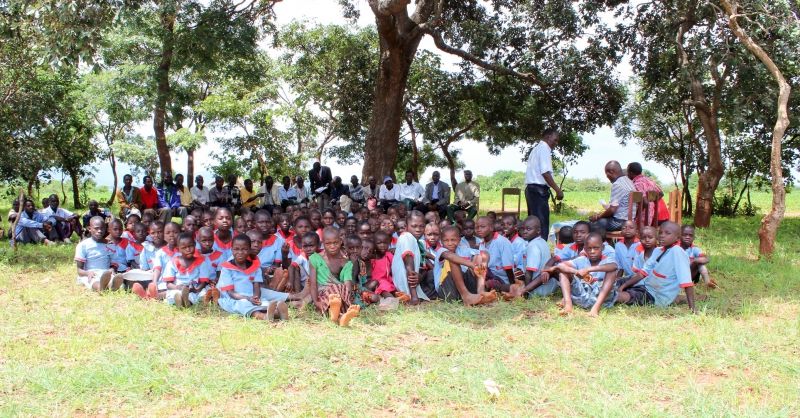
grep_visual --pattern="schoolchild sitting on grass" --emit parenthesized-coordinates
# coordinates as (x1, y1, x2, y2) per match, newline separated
(680, 225, 716, 288)
(504, 216, 558, 299)
(75, 216, 123, 292)
(308, 227, 361, 326)
(436, 226, 496, 305)
(161, 232, 214, 308)
(614, 220, 640, 278)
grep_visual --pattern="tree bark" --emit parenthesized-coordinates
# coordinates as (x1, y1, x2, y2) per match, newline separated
(186, 147, 195, 188)
(720, 0, 791, 256)
(153, 9, 175, 176)
(441, 143, 457, 187)
(107, 147, 119, 207)
(69, 170, 82, 209)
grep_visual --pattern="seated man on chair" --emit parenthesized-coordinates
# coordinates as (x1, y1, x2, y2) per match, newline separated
(589, 160, 636, 232)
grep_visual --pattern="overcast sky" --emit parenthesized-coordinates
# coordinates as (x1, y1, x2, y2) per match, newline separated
(92, 0, 681, 188)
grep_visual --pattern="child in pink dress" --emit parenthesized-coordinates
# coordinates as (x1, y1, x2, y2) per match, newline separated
(370, 231, 397, 298)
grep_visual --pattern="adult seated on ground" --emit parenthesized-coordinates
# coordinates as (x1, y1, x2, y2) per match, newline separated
(81, 200, 111, 233)
(378, 176, 400, 211)
(157, 172, 187, 222)
(208, 175, 230, 209)
(14, 199, 55, 245)
(589, 160, 636, 232)
(398, 171, 424, 210)
(293, 175, 311, 205)
(190, 175, 210, 209)
(448, 170, 479, 223)
(421, 170, 451, 218)
(348, 175, 365, 203)
(224, 174, 242, 212)
(41, 194, 81, 242)
(329, 176, 350, 206)
(627, 162, 669, 226)
(240, 179, 264, 212)
(139, 175, 161, 218)
(259, 175, 280, 212)
(116, 174, 142, 218)
(174, 174, 193, 215)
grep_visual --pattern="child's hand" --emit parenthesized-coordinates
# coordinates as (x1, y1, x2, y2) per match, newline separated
(314, 299, 326, 312)
(407, 271, 419, 287)
(281, 242, 290, 253)
(250, 296, 261, 305)
(86, 270, 96, 279)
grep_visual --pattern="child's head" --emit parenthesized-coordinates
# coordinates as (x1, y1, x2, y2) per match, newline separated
(231, 235, 251, 264)
(344, 217, 358, 236)
(406, 211, 426, 239)
(386, 207, 398, 223)
(572, 221, 590, 245)
(309, 209, 322, 230)
(242, 211, 255, 231)
(640, 226, 657, 249)
(214, 207, 233, 232)
(396, 219, 407, 232)
(198, 226, 214, 252)
(424, 223, 440, 247)
(133, 222, 148, 243)
(301, 232, 320, 257)
(345, 235, 362, 258)
(424, 211, 439, 226)
(182, 215, 197, 235)
(486, 211, 497, 222)
(108, 219, 123, 240)
(87, 216, 106, 242)
(357, 221, 372, 242)
(202, 210, 214, 228)
(322, 209, 336, 227)
(475, 216, 495, 241)
(177, 232, 196, 259)
(149, 221, 165, 245)
(255, 211, 274, 235)
(190, 208, 203, 219)
(438, 219, 450, 231)
(660, 222, 681, 247)
(336, 211, 347, 227)
(125, 214, 141, 232)
(558, 226, 573, 244)
(453, 210, 467, 225)
(621, 220, 637, 240)
(680, 225, 695, 247)
(501, 214, 518, 238)
(368, 217, 380, 233)
(379, 217, 395, 234)
(278, 214, 291, 232)
(246, 230, 263, 257)
(234, 217, 248, 236)
(519, 216, 542, 241)
(321, 227, 342, 256)
(584, 233, 605, 262)
(360, 238, 375, 261)
(293, 216, 312, 237)
(373, 231, 390, 255)
(441, 226, 461, 252)
(141, 213, 154, 229)
(164, 222, 181, 247)
(463, 219, 475, 238)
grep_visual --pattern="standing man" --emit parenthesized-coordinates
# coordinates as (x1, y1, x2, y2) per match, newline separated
(448, 170, 480, 222)
(308, 162, 332, 209)
(525, 128, 564, 239)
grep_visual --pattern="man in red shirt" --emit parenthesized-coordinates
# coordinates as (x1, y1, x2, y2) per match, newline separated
(139, 175, 160, 216)
(626, 162, 669, 225)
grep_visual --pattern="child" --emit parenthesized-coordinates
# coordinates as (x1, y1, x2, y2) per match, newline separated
(234, 216, 248, 237)
(356, 237, 381, 304)
(391, 211, 428, 304)
(458, 219, 481, 252)
(421, 222, 445, 298)
(196, 226, 223, 303)
(138, 222, 165, 297)
(201, 210, 214, 228)
(74, 216, 123, 292)
(370, 231, 400, 300)
(217, 235, 289, 321)
(308, 227, 361, 326)
(630, 226, 658, 282)
(257, 220, 288, 291)
(680, 225, 716, 288)
(242, 211, 256, 231)
(106, 219, 129, 275)
(617, 222, 697, 313)
(357, 221, 372, 243)
(436, 226, 495, 305)
(505, 216, 558, 299)
(283, 216, 312, 263)
(614, 220, 640, 278)
(322, 209, 336, 229)
(555, 226, 573, 251)
(553, 221, 590, 262)
(126, 222, 148, 270)
(212, 208, 234, 255)
(122, 213, 141, 241)
(475, 216, 516, 292)
(549, 232, 619, 317)
(276, 214, 294, 241)
(345, 235, 375, 306)
(161, 232, 214, 308)
(288, 232, 319, 299)
(344, 217, 358, 236)
(501, 214, 527, 282)
(182, 215, 198, 238)
(149, 222, 182, 298)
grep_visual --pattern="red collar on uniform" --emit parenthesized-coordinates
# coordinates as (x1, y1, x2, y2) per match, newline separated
(130, 241, 144, 252)
(214, 232, 232, 250)
(510, 233, 520, 242)
(162, 245, 178, 257)
(172, 252, 205, 274)
(203, 250, 224, 261)
(262, 234, 277, 247)
(220, 256, 261, 275)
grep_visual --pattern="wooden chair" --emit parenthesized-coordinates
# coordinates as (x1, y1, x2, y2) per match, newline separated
(641, 190, 661, 228)
(606, 191, 643, 242)
(667, 189, 682, 224)
(497, 187, 521, 218)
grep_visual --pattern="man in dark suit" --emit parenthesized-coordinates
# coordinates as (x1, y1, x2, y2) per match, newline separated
(421, 171, 451, 218)
(308, 161, 333, 209)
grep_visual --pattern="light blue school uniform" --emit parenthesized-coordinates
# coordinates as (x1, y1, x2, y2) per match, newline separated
(628, 243, 648, 287)
(428, 244, 447, 291)
(111, 239, 129, 272)
(641, 244, 693, 307)
(74, 238, 115, 288)
(524, 236, 558, 296)
(554, 243, 580, 262)
(391, 232, 427, 300)
(161, 253, 215, 305)
(479, 233, 514, 284)
(563, 255, 618, 309)
(683, 244, 705, 261)
(258, 234, 285, 268)
(509, 234, 527, 270)
(151, 246, 179, 290)
(457, 236, 482, 257)
(126, 241, 145, 268)
(217, 257, 289, 317)
(139, 242, 158, 271)
(615, 239, 641, 277)
(290, 253, 311, 286)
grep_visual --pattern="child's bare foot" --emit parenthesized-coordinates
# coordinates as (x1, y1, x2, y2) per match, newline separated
(181, 286, 191, 307)
(110, 274, 124, 291)
(267, 301, 278, 320)
(202, 289, 213, 304)
(277, 301, 289, 321)
(706, 278, 718, 289)
(174, 291, 185, 308)
(252, 311, 268, 320)
(328, 294, 342, 322)
(588, 308, 600, 318)
(502, 283, 524, 301)
(559, 305, 573, 316)
(556, 299, 565, 308)
(479, 290, 498, 304)
(131, 283, 146, 299)
(361, 291, 376, 305)
(462, 292, 482, 306)
(211, 287, 220, 303)
(98, 270, 112, 291)
(146, 282, 158, 299)
(338, 305, 360, 326)
(395, 291, 411, 303)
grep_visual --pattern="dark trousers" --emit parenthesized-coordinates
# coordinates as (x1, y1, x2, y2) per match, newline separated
(525, 184, 550, 240)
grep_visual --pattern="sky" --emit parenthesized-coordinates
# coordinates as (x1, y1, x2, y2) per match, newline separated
(91, 0, 680, 188)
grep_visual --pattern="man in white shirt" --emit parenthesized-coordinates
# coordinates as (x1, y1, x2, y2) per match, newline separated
(524, 128, 564, 239)
(41, 194, 80, 242)
(378, 176, 400, 210)
(190, 175, 210, 209)
(294, 176, 311, 204)
(398, 170, 424, 210)
(279, 176, 299, 210)
(258, 175, 280, 211)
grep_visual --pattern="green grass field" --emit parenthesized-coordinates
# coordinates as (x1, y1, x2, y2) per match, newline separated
(1, 188, 800, 416)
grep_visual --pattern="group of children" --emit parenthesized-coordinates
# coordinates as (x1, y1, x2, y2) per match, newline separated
(74, 200, 713, 324)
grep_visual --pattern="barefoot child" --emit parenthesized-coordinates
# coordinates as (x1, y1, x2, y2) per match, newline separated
(137, 221, 166, 297)
(550, 232, 619, 316)
(680, 225, 715, 288)
(436, 226, 495, 305)
(196, 226, 223, 303)
(182, 215, 198, 238)
(630, 226, 657, 282)
(107, 219, 129, 275)
(75, 217, 124, 292)
(288, 232, 319, 301)
(370, 231, 397, 299)
(149, 222, 182, 299)
(308, 227, 360, 326)
(391, 211, 428, 304)
(617, 222, 697, 313)
(122, 212, 141, 241)
(162, 232, 214, 308)
(217, 235, 289, 321)
(475, 216, 516, 292)
(126, 222, 148, 270)
(501, 214, 527, 277)
(506, 216, 558, 299)
(458, 219, 481, 253)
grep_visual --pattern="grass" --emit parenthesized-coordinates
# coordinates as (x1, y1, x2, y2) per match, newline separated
(2, 189, 800, 416)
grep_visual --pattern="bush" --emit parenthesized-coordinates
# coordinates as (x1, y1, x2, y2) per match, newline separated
(713, 193, 737, 217)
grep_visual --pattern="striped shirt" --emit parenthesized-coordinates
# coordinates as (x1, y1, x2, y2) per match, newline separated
(610, 176, 637, 220)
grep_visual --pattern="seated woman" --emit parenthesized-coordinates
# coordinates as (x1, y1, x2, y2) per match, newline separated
(308, 227, 360, 327)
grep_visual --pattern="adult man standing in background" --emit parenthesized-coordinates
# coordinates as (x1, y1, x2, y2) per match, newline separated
(524, 128, 564, 239)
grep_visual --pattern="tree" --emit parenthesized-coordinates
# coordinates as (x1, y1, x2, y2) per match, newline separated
(114, 134, 160, 179)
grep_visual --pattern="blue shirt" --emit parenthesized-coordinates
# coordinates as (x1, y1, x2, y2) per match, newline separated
(258, 234, 285, 268)
(74, 238, 115, 271)
(162, 253, 215, 286)
(564, 255, 617, 282)
(111, 239, 129, 272)
(218, 258, 263, 298)
(641, 244, 693, 306)
(15, 210, 48, 236)
(524, 237, 551, 274)
(479, 232, 514, 283)
(683, 245, 705, 261)
(158, 184, 181, 209)
(139, 242, 158, 271)
(509, 234, 527, 270)
(615, 239, 641, 277)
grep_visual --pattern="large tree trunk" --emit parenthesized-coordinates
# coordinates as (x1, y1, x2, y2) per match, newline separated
(107, 147, 118, 207)
(186, 147, 195, 188)
(153, 9, 175, 176)
(69, 170, 82, 209)
(720, 0, 791, 256)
